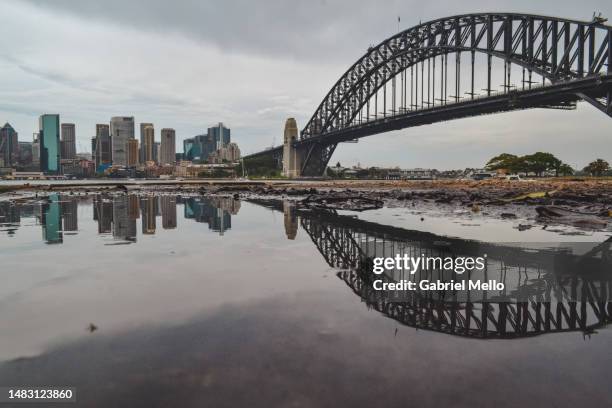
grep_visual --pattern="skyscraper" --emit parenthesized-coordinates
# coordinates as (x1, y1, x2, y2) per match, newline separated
(94, 124, 111, 170)
(18, 141, 33, 167)
(160, 196, 177, 229)
(42, 194, 62, 244)
(160, 128, 176, 165)
(61, 198, 78, 232)
(141, 124, 155, 163)
(39, 114, 60, 174)
(60, 123, 76, 159)
(110, 116, 135, 167)
(32, 133, 40, 168)
(207, 122, 230, 150)
(183, 133, 216, 162)
(141, 196, 156, 234)
(0, 123, 18, 168)
(127, 139, 139, 167)
(112, 195, 136, 242)
(153, 142, 160, 163)
(139, 123, 153, 163)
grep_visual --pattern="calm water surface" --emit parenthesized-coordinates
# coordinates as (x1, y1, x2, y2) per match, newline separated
(1, 193, 611, 407)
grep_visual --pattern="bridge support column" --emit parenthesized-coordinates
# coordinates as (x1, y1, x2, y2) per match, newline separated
(282, 118, 302, 178)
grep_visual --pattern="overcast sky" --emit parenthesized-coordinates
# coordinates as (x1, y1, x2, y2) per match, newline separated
(1, 0, 611, 169)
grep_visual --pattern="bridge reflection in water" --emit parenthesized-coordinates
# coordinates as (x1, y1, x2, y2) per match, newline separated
(2, 195, 611, 339)
(266, 199, 612, 340)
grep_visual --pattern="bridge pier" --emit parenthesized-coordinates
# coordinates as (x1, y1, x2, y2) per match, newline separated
(282, 118, 301, 178)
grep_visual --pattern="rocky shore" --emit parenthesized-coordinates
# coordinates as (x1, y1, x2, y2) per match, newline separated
(2, 179, 611, 231)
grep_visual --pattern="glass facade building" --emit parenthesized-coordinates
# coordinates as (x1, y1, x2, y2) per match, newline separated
(39, 114, 60, 174)
(0, 123, 18, 168)
(207, 122, 230, 151)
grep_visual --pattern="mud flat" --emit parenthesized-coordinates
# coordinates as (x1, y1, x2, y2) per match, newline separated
(2, 178, 611, 232)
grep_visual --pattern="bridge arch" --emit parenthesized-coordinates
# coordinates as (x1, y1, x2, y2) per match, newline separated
(244, 13, 612, 176)
(295, 13, 612, 175)
(302, 13, 612, 139)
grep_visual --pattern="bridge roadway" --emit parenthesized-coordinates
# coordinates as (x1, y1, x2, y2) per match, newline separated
(245, 74, 612, 162)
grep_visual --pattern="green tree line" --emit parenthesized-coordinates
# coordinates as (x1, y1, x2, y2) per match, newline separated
(486, 153, 610, 177)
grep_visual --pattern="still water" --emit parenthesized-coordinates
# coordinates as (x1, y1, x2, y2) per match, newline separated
(1, 193, 611, 407)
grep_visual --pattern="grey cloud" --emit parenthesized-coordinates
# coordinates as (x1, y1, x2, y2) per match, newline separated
(20, 0, 611, 62)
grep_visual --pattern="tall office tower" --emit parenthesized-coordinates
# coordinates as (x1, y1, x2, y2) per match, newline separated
(94, 124, 111, 170)
(139, 123, 153, 163)
(42, 194, 63, 244)
(207, 122, 230, 150)
(142, 125, 155, 163)
(183, 134, 217, 162)
(18, 141, 33, 166)
(61, 198, 78, 232)
(141, 196, 157, 234)
(93, 195, 113, 234)
(39, 114, 60, 174)
(110, 116, 135, 167)
(160, 128, 176, 165)
(112, 195, 136, 242)
(153, 142, 160, 163)
(160, 196, 177, 229)
(128, 195, 140, 220)
(91, 137, 96, 162)
(32, 133, 40, 167)
(127, 139, 139, 167)
(0, 123, 18, 167)
(60, 123, 76, 159)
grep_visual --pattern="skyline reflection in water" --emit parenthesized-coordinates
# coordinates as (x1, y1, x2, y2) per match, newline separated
(1, 193, 611, 407)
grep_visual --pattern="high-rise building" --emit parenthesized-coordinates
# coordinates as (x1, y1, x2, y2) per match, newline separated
(160, 196, 177, 229)
(160, 128, 176, 165)
(141, 196, 156, 234)
(153, 142, 160, 163)
(112, 195, 136, 242)
(32, 133, 40, 168)
(110, 116, 135, 167)
(183, 133, 216, 162)
(94, 195, 113, 234)
(127, 139, 139, 167)
(139, 123, 153, 163)
(39, 114, 60, 174)
(42, 194, 63, 244)
(218, 142, 241, 162)
(61, 198, 78, 232)
(207, 122, 230, 150)
(60, 123, 76, 159)
(18, 141, 33, 167)
(142, 125, 155, 163)
(94, 124, 111, 170)
(0, 123, 18, 168)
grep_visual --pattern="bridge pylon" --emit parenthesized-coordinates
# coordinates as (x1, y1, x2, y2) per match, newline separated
(282, 118, 301, 177)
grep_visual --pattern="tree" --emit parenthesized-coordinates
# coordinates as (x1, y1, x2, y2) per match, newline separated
(523, 152, 561, 177)
(485, 153, 518, 171)
(583, 159, 610, 176)
(557, 163, 574, 176)
(486, 152, 570, 176)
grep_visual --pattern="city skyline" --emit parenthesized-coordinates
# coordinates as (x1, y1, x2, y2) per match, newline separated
(1, 0, 611, 169)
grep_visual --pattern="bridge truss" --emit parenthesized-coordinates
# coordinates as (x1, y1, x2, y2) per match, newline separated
(246, 13, 612, 176)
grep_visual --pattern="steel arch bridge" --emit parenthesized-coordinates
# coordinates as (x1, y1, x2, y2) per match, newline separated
(245, 12, 612, 176)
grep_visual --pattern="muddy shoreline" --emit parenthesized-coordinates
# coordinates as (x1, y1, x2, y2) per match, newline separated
(2, 179, 611, 232)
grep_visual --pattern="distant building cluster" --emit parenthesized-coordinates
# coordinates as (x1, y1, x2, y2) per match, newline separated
(0, 115, 242, 179)
(182, 123, 240, 164)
